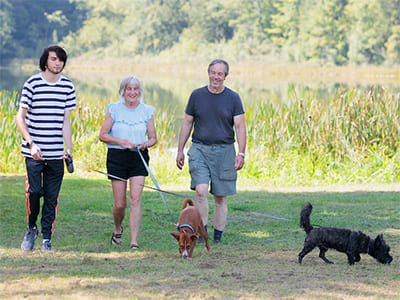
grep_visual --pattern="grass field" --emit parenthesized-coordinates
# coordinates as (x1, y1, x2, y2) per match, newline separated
(1, 175, 399, 299)
(1, 71, 400, 298)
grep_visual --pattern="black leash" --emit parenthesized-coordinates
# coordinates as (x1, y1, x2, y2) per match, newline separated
(83, 161, 176, 226)
(80, 148, 220, 228)
(139, 184, 220, 206)
(88, 167, 128, 182)
(76, 160, 290, 222)
(82, 165, 220, 207)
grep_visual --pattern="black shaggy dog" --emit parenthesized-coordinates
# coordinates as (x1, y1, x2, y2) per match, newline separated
(298, 202, 392, 265)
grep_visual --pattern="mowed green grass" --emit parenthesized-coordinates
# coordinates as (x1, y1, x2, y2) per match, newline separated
(1, 175, 399, 299)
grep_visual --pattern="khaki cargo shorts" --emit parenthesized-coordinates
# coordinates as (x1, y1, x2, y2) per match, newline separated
(187, 142, 237, 196)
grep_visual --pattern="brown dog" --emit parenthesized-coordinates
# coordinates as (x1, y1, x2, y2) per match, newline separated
(171, 198, 210, 258)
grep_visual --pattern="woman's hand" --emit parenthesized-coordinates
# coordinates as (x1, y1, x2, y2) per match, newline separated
(119, 139, 135, 149)
(133, 143, 148, 151)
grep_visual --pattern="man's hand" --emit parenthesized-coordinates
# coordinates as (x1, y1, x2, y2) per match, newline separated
(235, 155, 244, 171)
(176, 152, 185, 170)
(31, 144, 44, 161)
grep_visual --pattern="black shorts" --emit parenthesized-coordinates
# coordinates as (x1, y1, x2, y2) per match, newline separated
(106, 148, 149, 180)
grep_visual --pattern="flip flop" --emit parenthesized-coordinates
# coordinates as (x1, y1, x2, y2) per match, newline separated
(110, 226, 123, 245)
(130, 244, 139, 250)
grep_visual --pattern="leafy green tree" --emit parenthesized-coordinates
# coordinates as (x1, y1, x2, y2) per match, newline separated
(0, 0, 16, 61)
(382, 0, 400, 64)
(0, 0, 85, 62)
(135, 0, 189, 54)
(230, 0, 273, 41)
(189, 0, 236, 43)
(269, 0, 349, 64)
(268, 0, 303, 61)
(223, 0, 278, 57)
(299, 0, 349, 65)
(62, 0, 137, 56)
(386, 25, 400, 64)
(3, 0, 400, 65)
(64, 0, 188, 56)
(346, 0, 396, 65)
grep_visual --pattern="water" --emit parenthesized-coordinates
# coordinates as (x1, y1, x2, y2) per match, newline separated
(2, 64, 400, 117)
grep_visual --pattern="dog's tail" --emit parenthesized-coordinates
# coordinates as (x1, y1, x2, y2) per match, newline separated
(300, 202, 314, 234)
(182, 198, 194, 210)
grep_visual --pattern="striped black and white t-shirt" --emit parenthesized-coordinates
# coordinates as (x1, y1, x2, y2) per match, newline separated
(19, 72, 77, 159)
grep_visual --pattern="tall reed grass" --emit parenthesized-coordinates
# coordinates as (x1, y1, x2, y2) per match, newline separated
(244, 86, 400, 185)
(1, 88, 400, 186)
(0, 91, 25, 173)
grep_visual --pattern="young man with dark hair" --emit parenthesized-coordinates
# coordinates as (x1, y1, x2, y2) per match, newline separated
(16, 45, 76, 251)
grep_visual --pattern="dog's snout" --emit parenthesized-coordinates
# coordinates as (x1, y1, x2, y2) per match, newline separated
(378, 254, 392, 264)
(182, 250, 189, 258)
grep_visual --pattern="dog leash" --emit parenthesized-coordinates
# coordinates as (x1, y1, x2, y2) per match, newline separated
(135, 146, 179, 226)
(231, 207, 291, 221)
(138, 183, 220, 206)
(89, 165, 177, 227)
(75, 159, 288, 222)
(78, 162, 220, 207)
(83, 166, 128, 182)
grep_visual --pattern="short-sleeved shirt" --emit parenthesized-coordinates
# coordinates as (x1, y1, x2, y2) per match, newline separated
(19, 72, 76, 159)
(185, 86, 244, 145)
(106, 100, 155, 150)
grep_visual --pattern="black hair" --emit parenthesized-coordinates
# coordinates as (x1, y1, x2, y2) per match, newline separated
(39, 45, 68, 71)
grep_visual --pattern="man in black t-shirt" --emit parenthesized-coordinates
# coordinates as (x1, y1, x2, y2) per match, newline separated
(176, 59, 247, 243)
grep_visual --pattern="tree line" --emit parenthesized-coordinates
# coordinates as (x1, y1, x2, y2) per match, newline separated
(0, 0, 85, 62)
(1, 0, 400, 66)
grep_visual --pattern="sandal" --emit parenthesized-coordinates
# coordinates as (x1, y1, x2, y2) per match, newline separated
(130, 244, 139, 250)
(110, 226, 123, 245)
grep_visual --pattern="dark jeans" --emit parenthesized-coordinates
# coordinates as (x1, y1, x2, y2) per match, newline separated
(25, 157, 64, 240)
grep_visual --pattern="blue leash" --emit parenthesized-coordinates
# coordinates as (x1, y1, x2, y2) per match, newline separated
(136, 146, 178, 226)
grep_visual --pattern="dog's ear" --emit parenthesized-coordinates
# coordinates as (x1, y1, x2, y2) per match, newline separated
(171, 233, 180, 241)
(190, 234, 198, 241)
(375, 234, 383, 245)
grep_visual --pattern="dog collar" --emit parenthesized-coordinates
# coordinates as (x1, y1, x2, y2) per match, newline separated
(177, 223, 194, 233)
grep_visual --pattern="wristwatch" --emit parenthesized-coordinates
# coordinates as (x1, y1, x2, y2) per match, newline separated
(238, 152, 246, 158)
(26, 140, 33, 148)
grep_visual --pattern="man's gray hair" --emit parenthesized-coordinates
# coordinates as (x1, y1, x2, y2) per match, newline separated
(208, 59, 229, 77)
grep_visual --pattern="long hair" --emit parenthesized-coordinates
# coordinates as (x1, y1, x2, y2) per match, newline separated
(39, 45, 67, 72)
(119, 75, 144, 103)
